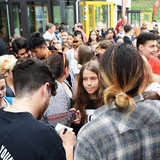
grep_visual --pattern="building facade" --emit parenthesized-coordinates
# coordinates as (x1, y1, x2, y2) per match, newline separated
(0, 0, 131, 45)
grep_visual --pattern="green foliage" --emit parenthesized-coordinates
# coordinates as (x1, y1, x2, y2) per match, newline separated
(131, 0, 160, 21)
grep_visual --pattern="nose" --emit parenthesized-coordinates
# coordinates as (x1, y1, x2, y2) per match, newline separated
(87, 79, 91, 85)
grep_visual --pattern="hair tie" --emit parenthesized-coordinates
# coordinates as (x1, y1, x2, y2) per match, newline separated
(115, 93, 125, 98)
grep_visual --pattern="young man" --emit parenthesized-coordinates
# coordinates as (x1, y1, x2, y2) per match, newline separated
(12, 37, 31, 59)
(123, 25, 133, 45)
(27, 32, 50, 60)
(137, 32, 160, 75)
(0, 58, 76, 160)
(43, 23, 56, 40)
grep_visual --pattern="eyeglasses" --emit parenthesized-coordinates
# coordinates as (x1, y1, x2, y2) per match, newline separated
(0, 86, 6, 92)
(49, 50, 65, 71)
(91, 34, 96, 36)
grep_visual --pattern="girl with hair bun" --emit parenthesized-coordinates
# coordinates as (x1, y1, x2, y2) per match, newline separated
(0, 55, 17, 97)
(74, 43, 160, 159)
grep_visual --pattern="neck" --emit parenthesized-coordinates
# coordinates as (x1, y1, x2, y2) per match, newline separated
(4, 97, 39, 119)
(89, 93, 96, 100)
(125, 33, 131, 37)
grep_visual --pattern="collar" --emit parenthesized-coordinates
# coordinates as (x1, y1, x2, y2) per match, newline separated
(93, 94, 144, 120)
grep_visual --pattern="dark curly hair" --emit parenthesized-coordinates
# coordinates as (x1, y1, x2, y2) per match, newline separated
(12, 58, 57, 98)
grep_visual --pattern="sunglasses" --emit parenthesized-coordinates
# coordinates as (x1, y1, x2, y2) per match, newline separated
(49, 50, 65, 71)
(73, 42, 83, 48)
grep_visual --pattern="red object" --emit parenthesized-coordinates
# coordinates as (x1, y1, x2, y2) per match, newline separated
(115, 21, 129, 34)
(148, 58, 160, 75)
(152, 0, 160, 21)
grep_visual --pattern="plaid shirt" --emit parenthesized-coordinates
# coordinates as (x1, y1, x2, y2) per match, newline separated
(74, 94, 160, 160)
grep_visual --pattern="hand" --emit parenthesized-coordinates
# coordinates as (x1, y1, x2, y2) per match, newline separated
(69, 108, 81, 125)
(77, 64, 82, 70)
(59, 129, 76, 149)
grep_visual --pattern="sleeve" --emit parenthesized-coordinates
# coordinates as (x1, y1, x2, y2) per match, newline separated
(149, 58, 160, 75)
(115, 22, 119, 30)
(74, 138, 96, 160)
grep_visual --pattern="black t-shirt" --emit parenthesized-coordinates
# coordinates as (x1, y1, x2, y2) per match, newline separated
(123, 36, 132, 45)
(0, 108, 66, 160)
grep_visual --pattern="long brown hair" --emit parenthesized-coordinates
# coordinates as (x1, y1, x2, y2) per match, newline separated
(86, 30, 100, 45)
(74, 61, 103, 125)
(78, 45, 93, 65)
(100, 43, 144, 113)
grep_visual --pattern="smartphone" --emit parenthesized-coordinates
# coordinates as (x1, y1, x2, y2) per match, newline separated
(68, 110, 76, 121)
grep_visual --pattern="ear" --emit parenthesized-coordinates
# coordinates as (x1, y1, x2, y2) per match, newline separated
(64, 67, 68, 74)
(4, 71, 8, 77)
(138, 44, 143, 53)
(42, 45, 47, 50)
(42, 82, 50, 97)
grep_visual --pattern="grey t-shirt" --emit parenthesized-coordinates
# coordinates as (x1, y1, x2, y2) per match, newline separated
(40, 81, 71, 127)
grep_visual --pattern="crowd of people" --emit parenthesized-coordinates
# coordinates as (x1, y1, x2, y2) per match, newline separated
(0, 16, 160, 159)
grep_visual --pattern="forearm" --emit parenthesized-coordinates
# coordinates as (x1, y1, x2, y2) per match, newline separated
(63, 145, 74, 160)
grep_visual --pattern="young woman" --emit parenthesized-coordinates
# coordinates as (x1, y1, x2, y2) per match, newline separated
(106, 28, 116, 42)
(74, 43, 160, 159)
(0, 55, 17, 97)
(71, 61, 103, 134)
(74, 45, 94, 70)
(41, 51, 74, 127)
(67, 33, 74, 48)
(86, 30, 100, 46)
(74, 30, 84, 43)
(0, 71, 14, 108)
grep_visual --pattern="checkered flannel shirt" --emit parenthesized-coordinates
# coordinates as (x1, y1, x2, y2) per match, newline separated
(74, 94, 160, 160)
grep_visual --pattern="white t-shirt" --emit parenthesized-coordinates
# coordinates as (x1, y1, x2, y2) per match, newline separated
(43, 31, 55, 40)
(145, 82, 160, 95)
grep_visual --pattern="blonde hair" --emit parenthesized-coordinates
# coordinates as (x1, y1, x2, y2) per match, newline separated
(0, 55, 17, 72)
(100, 43, 144, 113)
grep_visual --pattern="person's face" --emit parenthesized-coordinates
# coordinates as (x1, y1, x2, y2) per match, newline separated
(31, 46, 46, 59)
(67, 35, 74, 46)
(122, 17, 127, 24)
(74, 24, 78, 31)
(0, 78, 6, 102)
(91, 44, 98, 51)
(17, 48, 30, 59)
(97, 25, 101, 31)
(107, 30, 114, 39)
(54, 43, 62, 52)
(49, 26, 55, 34)
(73, 47, 79, 60)
(62, 32, 68, 43)
(83, 69, 99, 99)
(139, 40, 157, 59)
(76, 34, 82, 41)
(90, 31, 97, 41)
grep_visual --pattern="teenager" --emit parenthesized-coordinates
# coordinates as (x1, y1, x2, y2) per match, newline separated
(41, 51, 74, 127)
(74, 43, 160, 159)
(0, 55, 17, 97)
(71, 61, 103, 134)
